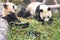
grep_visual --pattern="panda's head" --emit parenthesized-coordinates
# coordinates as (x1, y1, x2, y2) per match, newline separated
(39, 5, 52, 22)
(3, 2, 17, 13)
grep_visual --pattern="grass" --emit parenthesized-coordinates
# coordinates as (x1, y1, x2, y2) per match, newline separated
(7, 13, 60, 40)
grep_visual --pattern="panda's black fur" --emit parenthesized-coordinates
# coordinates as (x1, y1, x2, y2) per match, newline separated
(2, 12, 20, 23)
(17, 8, 31, 18)
(17, 8, 25, 17)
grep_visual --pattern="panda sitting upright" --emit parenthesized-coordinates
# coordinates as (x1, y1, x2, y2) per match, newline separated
(2, 2, 19, 23)
(18, 2, 53, 25)
(2, 2, 29, 28)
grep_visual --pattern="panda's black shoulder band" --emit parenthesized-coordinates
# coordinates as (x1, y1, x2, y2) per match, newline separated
(36, 5, 40, 14)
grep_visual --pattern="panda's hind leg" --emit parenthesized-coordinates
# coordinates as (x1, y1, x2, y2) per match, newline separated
(41, 20, 45, 25)
(17, 8, 25, 17)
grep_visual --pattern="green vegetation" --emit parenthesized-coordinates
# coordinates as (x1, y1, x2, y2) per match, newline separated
(1, 0, 60, 40)
(7, 13, 60, 40)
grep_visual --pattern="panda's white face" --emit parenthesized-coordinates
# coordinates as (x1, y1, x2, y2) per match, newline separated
(4, 2, 17, 13)
(39, 5, 52, 21)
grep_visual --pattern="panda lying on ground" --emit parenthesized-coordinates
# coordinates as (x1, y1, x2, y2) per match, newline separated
(2, 2, 29, 28)
(17, 2, 53, 25)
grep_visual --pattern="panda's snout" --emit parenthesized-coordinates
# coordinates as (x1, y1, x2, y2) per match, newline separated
(44, 18, 49, 21)
(43, 16, 50, 21)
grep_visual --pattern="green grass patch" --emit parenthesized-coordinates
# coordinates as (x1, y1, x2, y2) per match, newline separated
(7, 13, 60, 40)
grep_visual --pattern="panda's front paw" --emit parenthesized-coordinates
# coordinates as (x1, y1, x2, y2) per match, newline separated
(48, 21, 52, 24)
(42, 22, 45, 25)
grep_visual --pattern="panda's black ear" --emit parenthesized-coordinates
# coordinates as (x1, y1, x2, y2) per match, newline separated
(47, 7, 51, 11)
(3, 4, 7, 9)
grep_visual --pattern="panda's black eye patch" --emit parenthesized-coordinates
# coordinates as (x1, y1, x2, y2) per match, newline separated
(3, 4, 7, 9)
(40, 9, 43, 12)
(13, 6, 15, 9)
(47, 7, 51, 11)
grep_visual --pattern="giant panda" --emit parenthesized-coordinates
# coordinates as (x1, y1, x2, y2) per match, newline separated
(2, 2, 29, 28)
(18, 2, 53, 25)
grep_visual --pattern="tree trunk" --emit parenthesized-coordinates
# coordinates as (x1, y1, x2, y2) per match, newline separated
(42, 0, 58, 5)
(46, 0, 55, 5)
(6, 0, 12, 2)
(30, 0, 36, 2)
